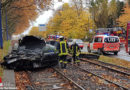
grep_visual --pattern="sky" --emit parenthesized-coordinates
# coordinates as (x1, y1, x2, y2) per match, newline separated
(23, 0, 69, 35)
(23, 0, 124, 35)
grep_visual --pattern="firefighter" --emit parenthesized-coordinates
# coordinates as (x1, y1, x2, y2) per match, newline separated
(58, 36, 69, 69)
(70, 41, 81, 65)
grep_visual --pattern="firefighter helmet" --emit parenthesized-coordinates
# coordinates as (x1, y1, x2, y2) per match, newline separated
(59, 36, 64, 41)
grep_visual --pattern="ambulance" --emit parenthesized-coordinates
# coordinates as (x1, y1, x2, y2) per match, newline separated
(87, 35, 120, 55)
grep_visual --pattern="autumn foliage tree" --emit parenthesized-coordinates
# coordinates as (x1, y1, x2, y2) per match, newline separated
(1, 0, 52, 39)
(47, 3, 95, 39)
(29, 27, 46, 38)
(89, 0, 123, 28)
(118, 2, 130, 29)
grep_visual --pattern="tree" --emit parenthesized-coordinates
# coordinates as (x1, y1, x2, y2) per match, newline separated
(1, 0, 52, 39)
(89, 0, 109, 28)
(47, 3, 95, 39)
(127, 0, 130, 6)
(107, 0, 118, 27)
(118, 2, 130, 29)
(89, 0, 121, 28)
(116, 0, 124, 18)
(29, 27, 46, 38)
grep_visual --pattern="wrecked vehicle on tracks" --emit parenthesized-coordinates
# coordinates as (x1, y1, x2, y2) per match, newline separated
(1, 36, 59, 70)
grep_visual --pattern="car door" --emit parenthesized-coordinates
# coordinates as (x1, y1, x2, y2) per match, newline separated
(93, 37, 103, 51)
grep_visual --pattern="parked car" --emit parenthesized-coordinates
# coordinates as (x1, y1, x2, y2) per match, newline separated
(68, 39, 84, 49)
(87, 35, 120, 55)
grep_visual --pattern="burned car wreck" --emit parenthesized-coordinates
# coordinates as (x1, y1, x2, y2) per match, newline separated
(1, 36, 59, 70)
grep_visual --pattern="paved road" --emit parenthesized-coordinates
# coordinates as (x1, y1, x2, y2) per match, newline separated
(110, 47, 130, 61)
(82, 43, 130, 61)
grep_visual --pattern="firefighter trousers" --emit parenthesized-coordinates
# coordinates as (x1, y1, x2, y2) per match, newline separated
(73, 55, 80, 64)
(59, 55, 67, 68)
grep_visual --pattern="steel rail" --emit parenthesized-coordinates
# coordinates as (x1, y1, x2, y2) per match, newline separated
(75, 65, 129, 90)
(98, 59, 130, 70)
(26, 71, 35, 90)
(80, 58, 130, 76)
(53, 68, 85, 90)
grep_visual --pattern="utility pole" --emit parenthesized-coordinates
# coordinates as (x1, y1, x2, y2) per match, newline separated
(0, 0, 3, 49)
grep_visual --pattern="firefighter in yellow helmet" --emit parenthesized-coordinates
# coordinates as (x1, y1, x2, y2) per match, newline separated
(70, 40, 81, 65)
(58, 36, 69, 69)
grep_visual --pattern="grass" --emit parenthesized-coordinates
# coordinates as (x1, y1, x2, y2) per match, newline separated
(99, 55, 130, 68)
(0, 41, 11, 77)
(81, 52, 130, 68)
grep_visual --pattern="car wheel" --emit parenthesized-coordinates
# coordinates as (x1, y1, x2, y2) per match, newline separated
(98, 49, 103, 55)
(114, 52, 118, 55)
(87, 47, 91, 53)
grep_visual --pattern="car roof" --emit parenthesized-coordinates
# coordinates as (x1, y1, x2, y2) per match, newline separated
(95, 35, 119, 38)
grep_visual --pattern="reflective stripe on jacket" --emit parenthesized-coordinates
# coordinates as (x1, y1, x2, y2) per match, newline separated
(71, 43, 80, 56)
(59, 41, 68, 56)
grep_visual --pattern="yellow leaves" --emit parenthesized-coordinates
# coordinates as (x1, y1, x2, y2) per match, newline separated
(29, 27, 47, 38)
(47, 3, 94, 39)
(9, 0, 51, 34)
(11, 0, 38, 34)
(118, 3, 130, 29)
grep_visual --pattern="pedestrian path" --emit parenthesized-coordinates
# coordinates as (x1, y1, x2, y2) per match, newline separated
(2, 69, 16, 89)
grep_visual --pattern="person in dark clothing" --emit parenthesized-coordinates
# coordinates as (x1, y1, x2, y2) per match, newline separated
(58, 36, 69, 69)
(70, 41, 81, 65)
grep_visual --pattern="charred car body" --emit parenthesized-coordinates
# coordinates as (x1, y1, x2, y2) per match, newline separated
(1, 36, 59, 70)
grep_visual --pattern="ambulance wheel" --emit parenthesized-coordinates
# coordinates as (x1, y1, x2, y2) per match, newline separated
(114, 52, 118, 55)
(87, 47, 91, 53)
(129, 52, 130, 55)
(98, 49, 103, 55)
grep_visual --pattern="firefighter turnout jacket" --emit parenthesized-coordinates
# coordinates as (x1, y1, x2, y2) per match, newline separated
(70, 43, 80, 56)
(70, 43, 80, 63)
(58, 41, 68, 56)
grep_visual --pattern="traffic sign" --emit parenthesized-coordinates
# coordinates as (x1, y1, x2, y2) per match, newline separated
(39, 24, 46, 31)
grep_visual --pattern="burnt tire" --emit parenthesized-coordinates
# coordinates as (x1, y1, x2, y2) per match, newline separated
(87, 47, 91, 53)
(114, 52, 118, 55)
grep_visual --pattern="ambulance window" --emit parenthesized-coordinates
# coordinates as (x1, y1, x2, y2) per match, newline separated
(104, 37, 119, 43)
(94, 37, 102, 42)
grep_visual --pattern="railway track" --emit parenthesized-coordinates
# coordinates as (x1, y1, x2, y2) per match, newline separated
(14, 57, 130, 90)
(56, 65, 125, 89)
(76, 65, 129, 90)
(79, 58, 130, 89)
(15, 68, 85, 90)
(54, 68, 85, 90)
(81, 58, 130, 75)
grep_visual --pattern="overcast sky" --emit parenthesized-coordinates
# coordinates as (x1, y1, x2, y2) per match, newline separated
(23, 0, 69, 34)
(23, 0, 124, 35)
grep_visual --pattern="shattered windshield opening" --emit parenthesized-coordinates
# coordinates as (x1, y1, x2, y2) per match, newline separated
(19, 36, 46, 50)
